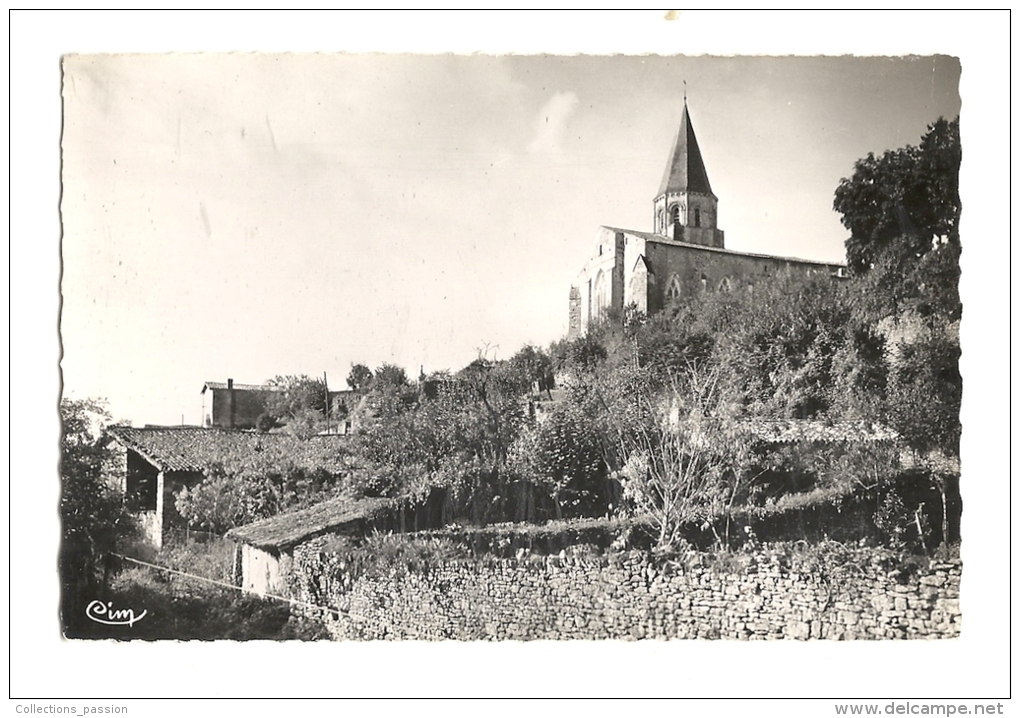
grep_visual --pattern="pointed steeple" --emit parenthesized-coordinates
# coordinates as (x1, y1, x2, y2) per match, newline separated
(652, 98, 725, 248)
(657, 101, 714, 197)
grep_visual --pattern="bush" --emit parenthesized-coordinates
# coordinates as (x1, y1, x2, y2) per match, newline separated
(66, 538, 331, 641)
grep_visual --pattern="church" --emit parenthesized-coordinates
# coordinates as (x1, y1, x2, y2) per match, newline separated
(568, 100, 846, 339)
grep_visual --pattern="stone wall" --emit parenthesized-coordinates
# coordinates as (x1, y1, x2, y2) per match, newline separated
(643, 239, 842, 314)
(291, 546, 961, 641)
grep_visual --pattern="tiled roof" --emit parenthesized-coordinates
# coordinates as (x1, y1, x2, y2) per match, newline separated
(601, 226, 846, 269)
(740, 419, 899, 444)
(202, 381, 279, 393)
(658, 102, 714, 197)
(105, 426, 348, 473)
(226, 496, 396, 551)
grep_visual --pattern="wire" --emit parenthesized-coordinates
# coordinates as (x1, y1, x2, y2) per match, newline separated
(109, 551, 438, 640)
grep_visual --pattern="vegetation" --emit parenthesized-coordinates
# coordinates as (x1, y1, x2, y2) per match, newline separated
(59, 398, 132, 634)
(61, 116, 961, 639)
(174, 436, 348, 534)
(263, 374, 330, 438)
(180, 116, 960, 548)
(67, 533, 330, 640)
(833, 117, 960, 278)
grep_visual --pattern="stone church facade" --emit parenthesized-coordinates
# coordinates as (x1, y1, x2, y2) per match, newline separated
(568, 101, 846, 339)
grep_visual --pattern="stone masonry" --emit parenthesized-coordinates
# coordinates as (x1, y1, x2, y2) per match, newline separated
(291, 546, 961, 641)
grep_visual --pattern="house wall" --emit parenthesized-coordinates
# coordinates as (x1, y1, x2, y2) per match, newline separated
(293, 547, 961, 641)
(123, 450, 163, 548)
(125, 451, 159, 511)
(240, 543, 291, 596)
(208, 387, 275, 429)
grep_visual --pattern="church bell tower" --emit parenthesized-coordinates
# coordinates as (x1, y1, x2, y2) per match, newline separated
(653, 99, 725, 249)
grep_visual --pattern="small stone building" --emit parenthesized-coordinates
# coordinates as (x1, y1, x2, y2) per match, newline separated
(569, 100, 846, 338)
(105, 426, 348, 549)
(225, 496, 400, 596)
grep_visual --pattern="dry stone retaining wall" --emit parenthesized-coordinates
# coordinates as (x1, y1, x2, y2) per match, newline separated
(292, 547, 960, 641)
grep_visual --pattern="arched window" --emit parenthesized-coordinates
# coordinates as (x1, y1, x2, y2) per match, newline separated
(718, 277, 732, 293)
(670, 205, 681, 225)
(700, 273, 708, 292)
(694, 208, 701, 227)
(593, 270, 609, 316)
(665, 274, 682, 304)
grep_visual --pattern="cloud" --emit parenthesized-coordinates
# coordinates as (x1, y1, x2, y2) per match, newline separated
(527, 91, 579, 154)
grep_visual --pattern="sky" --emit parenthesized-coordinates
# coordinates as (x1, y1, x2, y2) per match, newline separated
(60, 51, 961, 427)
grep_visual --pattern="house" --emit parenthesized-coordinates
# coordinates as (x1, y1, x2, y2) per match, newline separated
(568, 99, 846, 338)
(202, 378, 359, 434)
(105, 426, 348, 549)
(201, 379, 280, 429)
(225, 496, 399, 596)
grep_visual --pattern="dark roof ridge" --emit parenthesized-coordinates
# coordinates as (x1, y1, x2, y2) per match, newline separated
(599, 226, 846, 268)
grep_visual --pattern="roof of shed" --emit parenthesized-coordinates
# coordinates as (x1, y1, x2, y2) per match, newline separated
(105, 426, 348, 473)
(225, 495, 397, 551)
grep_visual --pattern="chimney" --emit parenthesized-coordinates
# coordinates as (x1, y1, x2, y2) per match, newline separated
(227, 378, 235, 429)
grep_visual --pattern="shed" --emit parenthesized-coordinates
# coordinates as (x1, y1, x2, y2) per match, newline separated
(225, 496, 398, 596)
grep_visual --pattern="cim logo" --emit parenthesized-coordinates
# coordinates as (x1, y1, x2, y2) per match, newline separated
(85, 600, 147, 627)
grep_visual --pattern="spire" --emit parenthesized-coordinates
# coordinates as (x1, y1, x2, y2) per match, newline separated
(657, 101, 714, 197)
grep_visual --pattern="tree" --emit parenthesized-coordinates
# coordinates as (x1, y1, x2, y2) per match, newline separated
(346, 363, 373, 392)
(509, 345, 556, 398)
(834, 119, 962, 551)
(265, 375, 329, 438)
(372, 363, 409, 390)
(512, 403, 607, 520)
(833, 117, 960, 277)
(59, 398, 130, 627)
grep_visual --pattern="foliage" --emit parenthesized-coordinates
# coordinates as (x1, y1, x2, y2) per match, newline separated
(833, 117, 960, 276)
(160, 530, 238, 583)
(317, 531, 468, 582)
(831, 119, 961, 552)
(266, 374, 329, 438)
(510, 403, 607, 520)
(59, 398, 131, 619)
(372, 363, 410, 390)
(174, 437, 346, 533)
(346, 363, 374, 392)
(886, 332, 962, 458)
(66, 557, 330, 640)
(422, 516, 644, 556)
(509, 344, 556, 397)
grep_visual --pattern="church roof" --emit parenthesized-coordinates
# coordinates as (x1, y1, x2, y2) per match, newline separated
(657, 102, 714, 197)
(600, 226, 846, 269)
